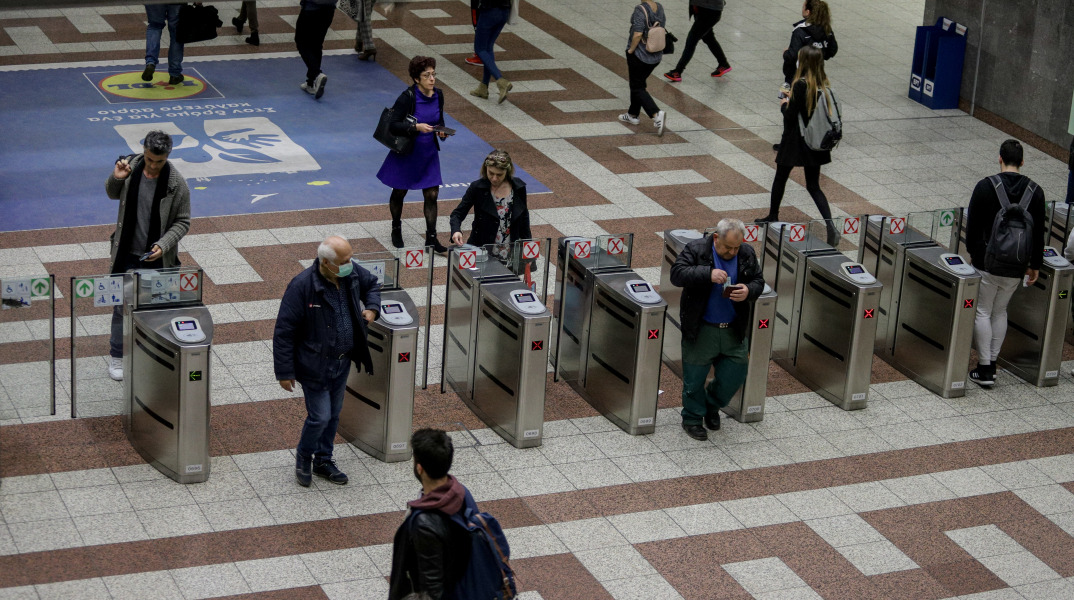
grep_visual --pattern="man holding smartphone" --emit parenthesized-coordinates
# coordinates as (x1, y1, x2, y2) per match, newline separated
(104, 130, 191, 380)
(670, 218, 765, 440)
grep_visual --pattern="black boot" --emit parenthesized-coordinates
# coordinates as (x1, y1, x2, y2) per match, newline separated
(246, 31, 259, 46)
(426, 231, 447, 254)
(391, 223, 404, 249)
(826, 221, 841, 247)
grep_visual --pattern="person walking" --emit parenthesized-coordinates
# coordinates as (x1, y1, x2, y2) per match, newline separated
(351, 0, 378, 61)
(755, 46, 838, 246)
(377, 56, 451, 252)
(781, 0, 837, 93)
(619, 0, 667, 136)
(232, 2, 260, 46)
(469, 0, 513, 104)
(449, 149, 531, 261)
(142, 3, 185, 85)
(295, 0, 336, 99)
(663, 0, 731, 83)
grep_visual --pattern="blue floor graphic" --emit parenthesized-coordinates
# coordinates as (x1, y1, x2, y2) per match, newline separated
(0, 55, 546, 232)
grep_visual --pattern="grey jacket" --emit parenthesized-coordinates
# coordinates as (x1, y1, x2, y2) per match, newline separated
(105, 154, 191, 273)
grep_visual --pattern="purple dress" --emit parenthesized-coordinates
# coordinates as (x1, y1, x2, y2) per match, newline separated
(376, 90, 443, 190)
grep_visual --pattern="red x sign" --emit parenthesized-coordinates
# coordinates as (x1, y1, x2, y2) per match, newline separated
(180, 273, 199, 292)
(964, 299, 974, 308)
(863, 309, 875, 319)
(648, 329, 660, 339)
(889, 217, 906, 235)
(789, 224, 806, 242)
(405, 249, 424, 269)
(573, 240, 591, 259)
(458, 250, 477, 269)
(522, 240, 540, 259)
(607, 236, 626, 255)
(398, 352, 410, 363)
(531, 340, 543, 351)
(843, 217, 860, 235)
(744, 225, 759, 243)
(758, 319, 769, 329)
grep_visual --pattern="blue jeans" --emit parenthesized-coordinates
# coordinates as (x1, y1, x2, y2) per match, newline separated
(296, 357, 351, 464)
(145, 4, 184, 77)
(475, 7, 509, 84)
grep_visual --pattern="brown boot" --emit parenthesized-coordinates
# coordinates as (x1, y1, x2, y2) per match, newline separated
(470, 82, 489, 99)
(495, 77, 512, 104)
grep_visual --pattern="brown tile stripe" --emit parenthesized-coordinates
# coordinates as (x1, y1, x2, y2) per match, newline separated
(4, 427, 1074, 588)
(216, 587, 330, 600)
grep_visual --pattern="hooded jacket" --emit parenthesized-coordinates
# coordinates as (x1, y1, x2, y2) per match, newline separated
(965, 171, 1046, 274)
(670, 234, 765, 342)
(784, 19, 838, 63)
(105, 154, 190, 274)
(388, 476, 472, 600)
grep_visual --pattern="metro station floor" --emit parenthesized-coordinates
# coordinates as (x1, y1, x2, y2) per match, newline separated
(2, 1, 1074, 599)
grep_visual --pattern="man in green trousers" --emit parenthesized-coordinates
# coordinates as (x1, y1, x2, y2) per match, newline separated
(670, 218, 766, 440)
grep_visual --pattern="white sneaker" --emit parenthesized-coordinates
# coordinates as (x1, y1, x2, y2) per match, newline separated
(313, 72, 327, 99)
(108, 356, 123, 381)
(653, 110, 666, 137)
(300, 81, 314, 95)
(618, 113, 639, 125)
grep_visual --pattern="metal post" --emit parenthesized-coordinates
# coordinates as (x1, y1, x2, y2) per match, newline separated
(552, 247, 571, 383)
(541, 238, 551, 306)
(440, 248, 449, 394)
(49, 275, 55, 416)
(69, 276, 77, 419)
(969, 0, 986, 116)
(423, 245, 433, 390)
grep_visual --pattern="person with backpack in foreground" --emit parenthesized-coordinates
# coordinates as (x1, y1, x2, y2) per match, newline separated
(755, 46, 840, 246)
(619, 0, 668, 136)
(389, 429, 517, 600)
(965, 139, 1047, 387)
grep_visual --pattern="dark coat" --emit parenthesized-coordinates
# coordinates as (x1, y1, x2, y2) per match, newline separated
(388, 491, 474, 600)
(272, 260, 381, 386)
(105, 154, 190, 274)
(388, 85, 446, 153)
(784, 20, 838, 62)
(965, 172, 1047, 274)
(670, 234, 765, 342)
(776, 79, 832, 168)
(448, 176, 531, 247)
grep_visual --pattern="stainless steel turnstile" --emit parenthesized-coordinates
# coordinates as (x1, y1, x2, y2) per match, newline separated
(442, 243, 551, 447)
(123, 269, 212, 484)
(553, 235, 666, 435)
(659, 228, 776, 423)
(998, 247, 1073, 386)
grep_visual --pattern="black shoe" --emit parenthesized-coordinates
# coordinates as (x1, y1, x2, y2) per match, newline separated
(168, 74, 184, 85)
(754, 215, 776, 224)
(141, 64, 155, 81)
(426, 233, 448, 254)
(246, 31, 259, 46)
(232, 16, 244, 34)
(682, 423, 708, 441)
(391, 225, 404, 249)
(295, 458, 312, 488)
(313, 459, 349, 485)
(704, 412, 721, 431)
(826, 225, 842, 247)
(772, 143, 781, 151)
(969, 365, 995, 388)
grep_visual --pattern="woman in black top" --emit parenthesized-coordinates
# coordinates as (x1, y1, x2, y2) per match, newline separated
(449, 149, 530, 260)
(782, 0, 836, 87)
(757, 46, 836, 244)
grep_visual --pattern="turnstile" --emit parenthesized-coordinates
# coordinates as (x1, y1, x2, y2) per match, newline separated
(553, 235, 666, 435)
(659, 228, 776, 423)
(442, 243, 551, 448)
(998, 247, 1073, 386)
(763, 221, 881, 410)
(338, 254, 420, 462)
(123, 269, 212, 484)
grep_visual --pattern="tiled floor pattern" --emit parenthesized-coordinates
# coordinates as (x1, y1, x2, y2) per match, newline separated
(3, 0, 1074, 598)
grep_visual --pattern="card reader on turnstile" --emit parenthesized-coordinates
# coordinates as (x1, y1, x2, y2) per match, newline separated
(1043, 247, 1071, 268)
(939, 253, 975, 276)
(510, 290, 546, 314)
(379, 299, 414, 326)
(626, 279, 662, 304)
(840, 262, 876, 285)
(170, 317, 206, 343)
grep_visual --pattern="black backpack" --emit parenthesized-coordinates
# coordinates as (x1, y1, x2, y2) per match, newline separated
(983, 174, 1037, 278)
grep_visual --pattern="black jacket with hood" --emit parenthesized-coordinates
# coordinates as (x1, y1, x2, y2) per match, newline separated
(388, 476, 473, 600)
(965, 171, 1046, 275)
(670, 234, 765, 343)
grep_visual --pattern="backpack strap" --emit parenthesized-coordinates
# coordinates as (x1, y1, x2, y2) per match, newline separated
(988, 174, 1012, 209)
(639, 2, 658, 28)
(1017, 181, 1038, 210)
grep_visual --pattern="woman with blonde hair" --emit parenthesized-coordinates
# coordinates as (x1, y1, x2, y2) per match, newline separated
(448, 149, 531, 260)
(757, 46, 837, 245)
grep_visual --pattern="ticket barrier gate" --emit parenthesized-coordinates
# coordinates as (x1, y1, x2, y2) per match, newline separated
(762, 221, 880, 410)
(338, 253, 424, 462)
(442, 241, 551, 448)
(553, 235, 667, 435)
(658, 228, 776, 422)
(860, 213, 981, 397)
(122, 268, 212, 484)
(997, 247, 1073, 386)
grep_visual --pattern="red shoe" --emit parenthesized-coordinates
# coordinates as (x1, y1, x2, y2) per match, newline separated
(711, 65, 732, 78)
(663, 70, 682, 82)
(465, 54, 483, 66)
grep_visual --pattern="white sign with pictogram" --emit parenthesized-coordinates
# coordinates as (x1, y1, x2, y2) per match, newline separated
(405, 249, 424, 269)
(2, 279, 32, 309)
(572, 240, 592, 259)
(93, 276, 123, 307)
(843, 217, 860, 235)
(938, 210, 955, 227)
(458, 250, 477, 270)
(789, 224, 806, 243)
(74, 278, 95, 299)
(889, 217, 906, 235)
(522, 240, 540, 260)
(606, 236, 626, 255)
(744, 225, 759, 243)
(179, 273, 200, 292)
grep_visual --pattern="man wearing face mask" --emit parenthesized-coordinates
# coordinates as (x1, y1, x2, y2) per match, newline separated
(273, 235, 381, 487)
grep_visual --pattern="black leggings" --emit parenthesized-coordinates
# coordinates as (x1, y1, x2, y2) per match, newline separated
(768, 164, 832, 221)
(674, 6, 729, 73)
(389, 187, 440, 233)
(626, 53, 660, 118)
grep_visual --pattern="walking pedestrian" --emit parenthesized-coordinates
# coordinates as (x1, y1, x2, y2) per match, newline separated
(663, 0, 731, 83)
(351, 0, 378, 61)
(469, 0, 513, 104)
(619, 0, 667, 137)
(142, 3, 185, 85)
(232, 2, 260, 46)
(295, 0, 336, 99)
(781, 0, 837, 93)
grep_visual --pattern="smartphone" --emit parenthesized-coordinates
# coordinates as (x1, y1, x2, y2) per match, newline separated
(139, 251, 154, 262)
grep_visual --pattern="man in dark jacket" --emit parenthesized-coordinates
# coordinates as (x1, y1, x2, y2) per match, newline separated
(389, 429, 472, 600)
(273, 236, 380, 486)
(965, 140, 1046, 387)
(670, 218, 765, 440)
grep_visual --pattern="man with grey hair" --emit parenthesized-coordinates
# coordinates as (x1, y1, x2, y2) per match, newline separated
(273, 236, 381, 487)
(670, 218, 765, 440)
(104, 129, 190, 380)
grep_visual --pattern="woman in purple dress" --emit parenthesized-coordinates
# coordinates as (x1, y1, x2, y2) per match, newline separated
(377, 56, 450, 251)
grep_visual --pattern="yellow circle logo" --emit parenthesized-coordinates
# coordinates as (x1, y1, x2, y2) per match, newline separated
(99, 72, 207, 100)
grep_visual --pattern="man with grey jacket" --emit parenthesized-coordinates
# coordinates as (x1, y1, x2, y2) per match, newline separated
(104, 130, 191, 380)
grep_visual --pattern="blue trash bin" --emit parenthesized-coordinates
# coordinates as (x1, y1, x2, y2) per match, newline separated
(909, 17, 968, 110)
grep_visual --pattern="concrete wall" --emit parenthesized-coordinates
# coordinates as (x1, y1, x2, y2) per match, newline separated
(923, 0, 1074, 146)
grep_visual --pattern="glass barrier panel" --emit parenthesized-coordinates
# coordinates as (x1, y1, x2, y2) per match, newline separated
(595, 233, 633, 271)
(0, 274, 57, 422)
(68, 271, 134, 419)
(510, 238, 552, 305)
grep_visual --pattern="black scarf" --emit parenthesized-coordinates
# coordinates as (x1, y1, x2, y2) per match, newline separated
(116, 157, 170, 271)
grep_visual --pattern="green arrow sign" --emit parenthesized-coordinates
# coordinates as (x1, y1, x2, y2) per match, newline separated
(74, 278, 94, 298)
(938, 210, 955, 227)
(30, 278, 50, 298)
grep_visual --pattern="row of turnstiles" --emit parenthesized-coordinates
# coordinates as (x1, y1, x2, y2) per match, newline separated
(120, 204, 1074, 483)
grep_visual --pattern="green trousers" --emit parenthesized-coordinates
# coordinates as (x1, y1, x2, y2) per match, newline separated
(680, 324, 749, 425)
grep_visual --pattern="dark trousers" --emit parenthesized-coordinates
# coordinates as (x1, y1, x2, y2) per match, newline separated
(674, 7, 729, 73)
(626, 53, 660, 118)
(295, 5, 335, 83)
(768, 163, 832, 221)
(680, 325, 749, 426)
(238, 1, 259, 31)
(296, 357, 351, 462)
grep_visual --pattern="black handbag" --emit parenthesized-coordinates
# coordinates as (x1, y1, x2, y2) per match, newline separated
(663, 31, 678, 55)
(374, 106, 416, 155)
(177, 4, 221, 44)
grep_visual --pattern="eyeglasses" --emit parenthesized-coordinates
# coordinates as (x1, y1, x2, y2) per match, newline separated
(420, 71, 437, 79)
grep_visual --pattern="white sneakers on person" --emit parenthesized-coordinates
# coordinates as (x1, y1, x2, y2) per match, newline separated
(108, 356, 123, 381)
(618, 113, 640, 125)
(653, 110, 666, 137)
